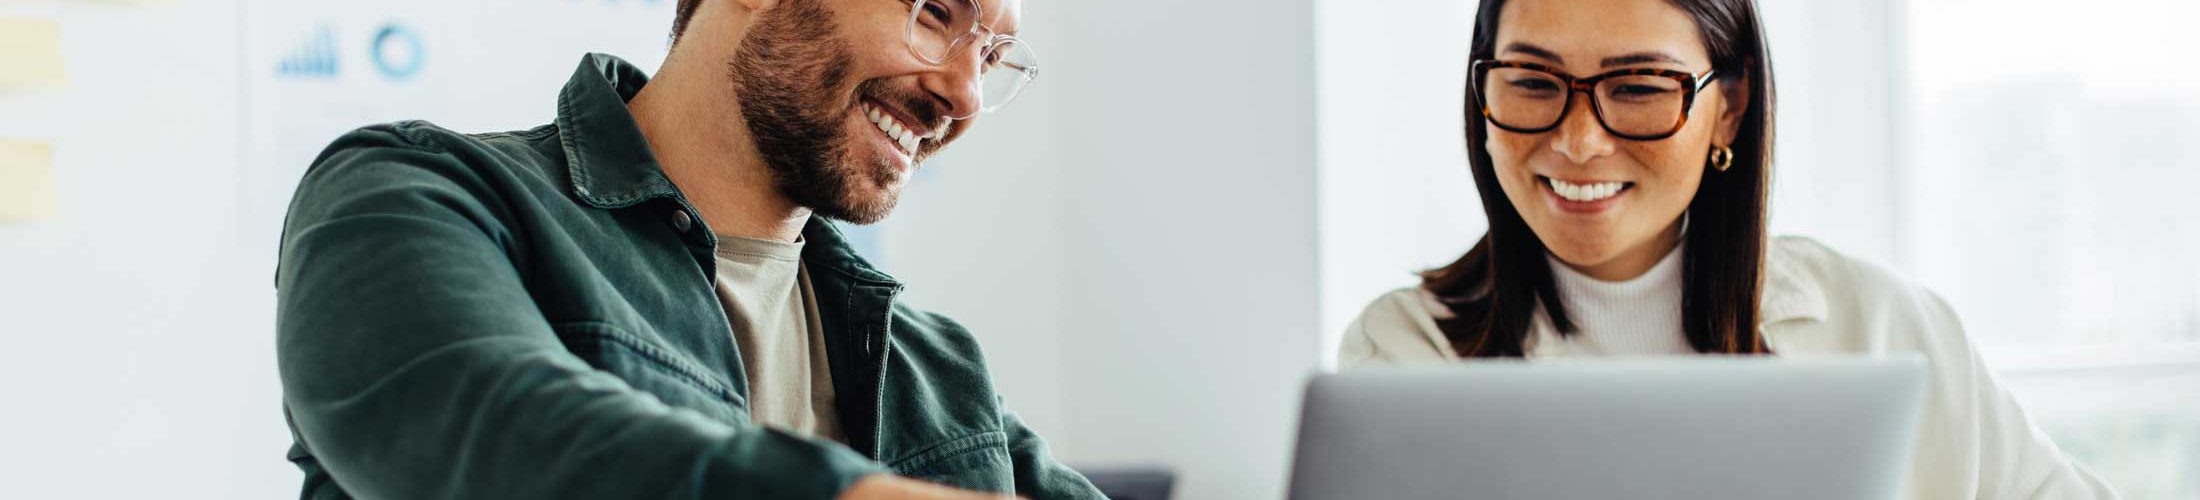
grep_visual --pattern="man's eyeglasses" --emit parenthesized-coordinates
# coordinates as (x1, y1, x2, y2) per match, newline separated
(1470, 59, 1721, 141)
(904, 0, 1038, 115)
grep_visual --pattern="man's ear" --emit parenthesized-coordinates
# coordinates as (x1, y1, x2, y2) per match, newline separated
(1714, 72, 1752, 145)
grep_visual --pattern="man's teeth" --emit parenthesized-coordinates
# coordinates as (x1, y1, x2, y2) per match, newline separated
(1547, 178, 1627, 202)
(864, 103, 922, 155)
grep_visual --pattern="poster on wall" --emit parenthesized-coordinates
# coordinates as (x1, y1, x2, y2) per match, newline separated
(237, 0, 892, 262)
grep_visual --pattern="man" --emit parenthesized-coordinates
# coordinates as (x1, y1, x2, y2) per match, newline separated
(273, 0, 1095, 497)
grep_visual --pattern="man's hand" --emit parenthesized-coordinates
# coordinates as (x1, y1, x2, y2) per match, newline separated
(838, 475, 1023, 500)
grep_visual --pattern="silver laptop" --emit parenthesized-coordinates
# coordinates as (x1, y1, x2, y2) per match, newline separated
(1287, 357, 1928, 500)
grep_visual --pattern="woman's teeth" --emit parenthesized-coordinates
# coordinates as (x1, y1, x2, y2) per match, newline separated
(863, 103, 923, 155)
(1548, 177, 1627, 202)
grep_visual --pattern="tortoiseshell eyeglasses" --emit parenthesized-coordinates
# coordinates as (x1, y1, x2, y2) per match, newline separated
(1470, 59, 1722, 141)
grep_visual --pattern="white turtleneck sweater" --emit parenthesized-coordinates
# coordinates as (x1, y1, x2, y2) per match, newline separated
(1542, 243, 1693, 356)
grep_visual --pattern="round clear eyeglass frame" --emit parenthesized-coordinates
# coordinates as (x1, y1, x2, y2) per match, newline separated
(903, 0, 1040, 114)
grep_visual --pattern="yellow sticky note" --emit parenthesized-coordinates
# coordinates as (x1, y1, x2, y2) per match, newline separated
(0, 139, 58, 221)
(0, 18, 68, 88)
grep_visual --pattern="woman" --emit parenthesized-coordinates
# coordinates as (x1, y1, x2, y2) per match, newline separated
(1337, 0, 2117, 498)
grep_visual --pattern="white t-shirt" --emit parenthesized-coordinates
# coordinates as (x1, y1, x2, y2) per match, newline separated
(711, 235, 841, 443)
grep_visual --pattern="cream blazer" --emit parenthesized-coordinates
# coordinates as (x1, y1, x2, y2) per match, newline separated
(1339, 236, 2118, 499)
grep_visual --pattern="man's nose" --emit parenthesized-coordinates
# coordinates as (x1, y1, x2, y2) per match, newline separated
(920, 43, 987, 120)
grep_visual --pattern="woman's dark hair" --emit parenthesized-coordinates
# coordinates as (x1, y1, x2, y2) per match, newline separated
(1424, 0, 1777, 357)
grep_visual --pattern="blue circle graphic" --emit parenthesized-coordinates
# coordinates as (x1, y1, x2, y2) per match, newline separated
(372, 25, 425, 80)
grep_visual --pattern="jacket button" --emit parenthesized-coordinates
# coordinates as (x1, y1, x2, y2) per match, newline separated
(671, 210, 694, 233)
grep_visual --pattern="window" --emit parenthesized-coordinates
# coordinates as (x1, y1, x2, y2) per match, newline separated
(1900, 0, 2200, 496)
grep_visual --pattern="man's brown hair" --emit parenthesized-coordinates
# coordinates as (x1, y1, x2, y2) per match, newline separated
(671, 0, 704, 43)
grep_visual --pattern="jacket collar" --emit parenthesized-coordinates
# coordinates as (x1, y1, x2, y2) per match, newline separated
(553, 53, 901, 287)
(801, 217, 902, 287)
(556, 53, 680, 209)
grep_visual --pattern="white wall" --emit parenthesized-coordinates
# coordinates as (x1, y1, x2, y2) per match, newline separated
(1313, 0, 1484, 360)
(900, 0, 1326, 498)
(1754, 0, 1903, 266)
(0, 0, 673, 497)
(1049, 0, 1322, 497)
(0, 1, 289, 498)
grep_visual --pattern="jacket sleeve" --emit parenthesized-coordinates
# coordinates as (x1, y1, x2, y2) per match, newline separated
(1338, 288, 1456, 369)
(1337, 308, 1385, 368)
(1000, 409, 1104, 499)
(1913, 291, 2120, 499)
(275, 129, 887, 500)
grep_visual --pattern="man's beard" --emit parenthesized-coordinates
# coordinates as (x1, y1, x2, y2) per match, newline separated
(729, 0, 936, 225)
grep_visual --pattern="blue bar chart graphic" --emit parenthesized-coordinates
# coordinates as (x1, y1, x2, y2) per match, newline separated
(275, 24, 338, 77)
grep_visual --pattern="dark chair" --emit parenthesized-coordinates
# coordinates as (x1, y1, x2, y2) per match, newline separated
(1074, 464, 1176, 500)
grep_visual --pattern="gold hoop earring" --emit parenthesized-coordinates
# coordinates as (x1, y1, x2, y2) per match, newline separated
(1708, 145, 1734, 172)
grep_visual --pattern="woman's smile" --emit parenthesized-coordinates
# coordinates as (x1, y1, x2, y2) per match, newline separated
(1539, 175, 1635, 214)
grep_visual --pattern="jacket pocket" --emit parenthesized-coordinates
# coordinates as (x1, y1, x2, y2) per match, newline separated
(551, 321, 747, 423)
(891, 431, 1014, 491)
